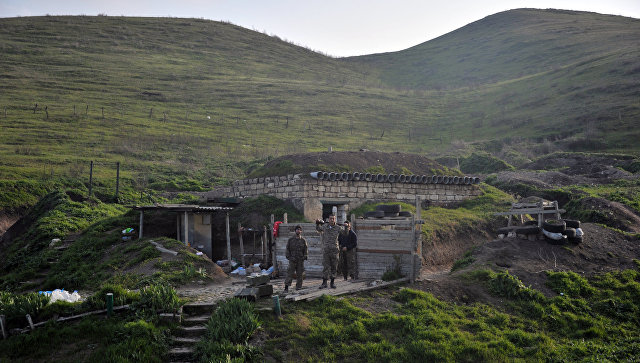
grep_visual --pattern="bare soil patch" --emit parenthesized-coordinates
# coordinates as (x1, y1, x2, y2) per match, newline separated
(259, 150, 447, 176)
(416, 223, 640, 305)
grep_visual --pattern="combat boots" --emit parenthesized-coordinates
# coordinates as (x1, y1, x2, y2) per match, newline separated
(330, 278, 336, 289)
(319, 278, 328, 289)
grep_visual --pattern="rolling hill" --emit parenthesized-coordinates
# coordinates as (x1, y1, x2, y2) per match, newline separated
(0, 9, 638, 190)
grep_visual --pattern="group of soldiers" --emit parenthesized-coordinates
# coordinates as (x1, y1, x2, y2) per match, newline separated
(283, 214, 358, 292)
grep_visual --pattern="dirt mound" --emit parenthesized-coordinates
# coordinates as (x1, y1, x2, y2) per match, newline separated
(575, 197, 640, 233)
(254, 150, 449, 177)
(418, 223, 640, 304)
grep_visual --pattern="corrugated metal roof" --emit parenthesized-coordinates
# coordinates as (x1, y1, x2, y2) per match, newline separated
(133, 204, 233, 212)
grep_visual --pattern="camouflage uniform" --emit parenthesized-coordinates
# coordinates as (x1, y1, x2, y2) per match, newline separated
(285, 235, 308, 289)
(316, 222, 346, 280)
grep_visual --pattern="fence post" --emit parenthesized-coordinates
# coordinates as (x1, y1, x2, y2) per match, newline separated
(115, 162, 120, 201)
(238, 223, 245, 266)
(106, 293, 114, 317)
(26, 314, 34, 330)
(0, 314, 7, 339)
(226, 213, 231, 266)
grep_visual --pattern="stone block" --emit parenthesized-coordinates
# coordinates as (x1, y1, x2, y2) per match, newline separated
(246, 274, 270, 286)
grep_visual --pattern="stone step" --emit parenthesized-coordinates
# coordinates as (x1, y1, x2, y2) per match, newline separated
(172, 336, 201, 345)
(175, 325, 207, 337)
(182, 315, 209, 327)
(167, 347, 194, 361)
(182, 303, 216, 316)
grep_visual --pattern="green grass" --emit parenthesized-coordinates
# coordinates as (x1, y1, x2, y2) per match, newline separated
(260, 264, 640, 362)
(1, 10, 639, 195)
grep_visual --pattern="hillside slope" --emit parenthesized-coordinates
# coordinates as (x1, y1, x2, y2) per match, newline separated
(348, 8, 640, 89)
(0, 10, 638, 191)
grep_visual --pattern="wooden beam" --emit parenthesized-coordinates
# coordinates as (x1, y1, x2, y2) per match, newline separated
(238, 223, 245, 266)
(183, 212, 189, 246)
(494, 208, 565, 215)
(357, 249, 412, 254)
(226, 213, 231, 264)
(138, 210, 144, 239)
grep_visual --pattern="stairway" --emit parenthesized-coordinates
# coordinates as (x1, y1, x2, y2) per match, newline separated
(167, 303, 216, 362)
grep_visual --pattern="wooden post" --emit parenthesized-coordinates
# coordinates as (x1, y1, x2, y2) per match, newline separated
(101, 107, 104, 119)
(88, 161, 93, 197)
(262, 226, 267, 263)
(238, 223, 245, 266)
(73, 105, 76, 116)
(184, 212, 189, 246)
(106, 293, 113, 317)
(283, 213, 288, 224)
(115, 162, 120, 201)
(3, 106, 6, 118)
(138, 210, 143, 239)
(271, 224, 277, 273)
(176, 214, 181, 241)
(273, 295, 282, 317)
(0, 314, 7, 339)
(26, 314, 34, 330)
(149, 108, 153, 119)
(85, 104, 88, 116)
(45, 105, 48, 119)
(225, 213, 231, 265)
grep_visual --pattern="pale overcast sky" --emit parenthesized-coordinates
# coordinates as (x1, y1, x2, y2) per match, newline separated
(1, 0, 639, 57)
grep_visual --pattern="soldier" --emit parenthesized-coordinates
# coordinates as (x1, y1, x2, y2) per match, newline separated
(284, 225, 308, 292)
(315, 215, 347, 289)
(338, 220, 358, 280)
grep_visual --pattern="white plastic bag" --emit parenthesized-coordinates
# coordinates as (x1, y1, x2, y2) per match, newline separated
(542, 229, 564, 240)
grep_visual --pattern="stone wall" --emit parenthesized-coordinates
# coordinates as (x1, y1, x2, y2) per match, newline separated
(216, 174, 482, 221)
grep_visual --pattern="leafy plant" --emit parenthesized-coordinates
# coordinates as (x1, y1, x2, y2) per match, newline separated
(0, 291, 50, 328)
(450, 248, 476, 272)
(133, 284, 181, 317)
(381, 255, 404, 281)
(195, 298, 262, 362)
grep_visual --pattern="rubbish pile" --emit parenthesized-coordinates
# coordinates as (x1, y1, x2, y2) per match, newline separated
(230, 263, 274, 277)
(121, 227, 135, 241)
(39, 289, 82, 303)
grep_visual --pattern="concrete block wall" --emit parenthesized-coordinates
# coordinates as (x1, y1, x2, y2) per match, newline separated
(221, 174, 482, 222)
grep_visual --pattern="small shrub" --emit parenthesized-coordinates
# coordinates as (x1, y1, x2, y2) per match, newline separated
(133, 284, 181, 316)
(0, 291, 50, 328)
(451, 249, 475, 272)
(83, 284, 140, 310)
(195, 298, 262, 362)
(381, 255, 404, 281)
(487, 271, 544, 302)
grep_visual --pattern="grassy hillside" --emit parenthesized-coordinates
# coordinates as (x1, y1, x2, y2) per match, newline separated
(0, 9, 639, 199)
(349, 9, 640, 89)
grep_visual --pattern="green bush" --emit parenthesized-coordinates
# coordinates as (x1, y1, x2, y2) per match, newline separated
(486, 271, 544, 302)
(83, 284, 140, 310)
(451, 249, 475, 272)
(546, 271, 597, 297)
(133, 284, 181, 316)
(195, 298, 262, 362)
(0, 291, 50, 328)
(381, 255, 404, 281)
